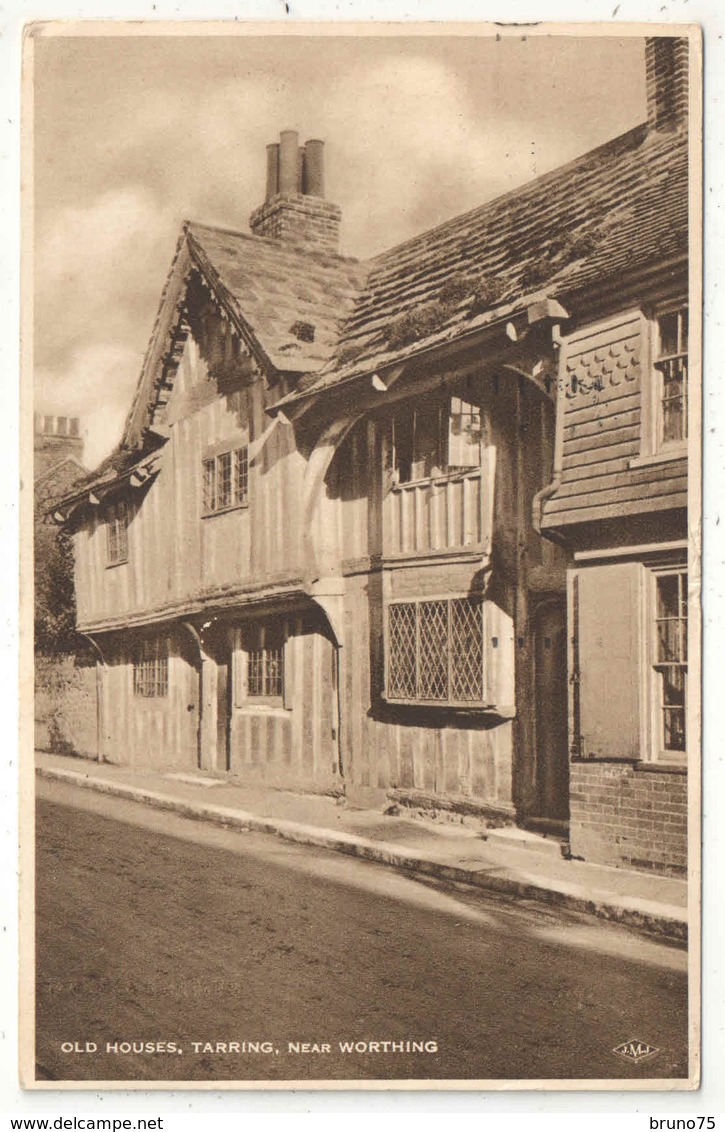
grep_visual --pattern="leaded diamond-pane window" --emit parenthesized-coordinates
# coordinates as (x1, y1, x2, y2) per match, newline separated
(388, 603, 417, 699)
(451, 597, 485, 701)
(419, 600, 449, 700)
(387, 596, 485, 705)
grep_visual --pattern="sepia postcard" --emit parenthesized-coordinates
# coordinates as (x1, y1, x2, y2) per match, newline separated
(19, 20, 703, 1091)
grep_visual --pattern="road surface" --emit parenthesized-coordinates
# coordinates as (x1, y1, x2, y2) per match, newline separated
(34, 777, 689, 1083)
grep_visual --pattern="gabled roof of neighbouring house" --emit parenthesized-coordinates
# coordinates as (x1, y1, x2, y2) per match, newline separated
(277, 121, 688, 410)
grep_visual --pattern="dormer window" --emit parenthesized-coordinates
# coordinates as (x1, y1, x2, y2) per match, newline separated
(654, 306, 688, 448)
(105, 500, 129, 566)
(392, 395, 482, 484)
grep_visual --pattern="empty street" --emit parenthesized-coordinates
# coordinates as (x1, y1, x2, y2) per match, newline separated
(35, 777, 689, 1084)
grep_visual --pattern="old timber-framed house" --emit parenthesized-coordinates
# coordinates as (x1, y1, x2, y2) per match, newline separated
(53, 37, 694, 876)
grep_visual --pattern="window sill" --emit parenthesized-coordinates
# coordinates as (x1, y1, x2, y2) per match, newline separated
(383, 694, 514, 718)
(571, 755, 686, 774)
(106, 559, 129, 569)
(634, 759, 687, 775)
(202, 501, 249, 519)
(391, 467, 482, 491)
(628, 448, 687, 469)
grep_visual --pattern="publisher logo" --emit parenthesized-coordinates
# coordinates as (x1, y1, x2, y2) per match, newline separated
(613, 1039, 659, 1063)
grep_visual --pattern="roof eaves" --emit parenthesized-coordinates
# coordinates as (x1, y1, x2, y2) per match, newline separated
(51, 444, 166, 517)
(121, 223, 193, 450)
(269, 287, 559, 414)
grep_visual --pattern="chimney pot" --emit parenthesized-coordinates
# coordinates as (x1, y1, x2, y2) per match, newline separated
(279, 129, 300, 196)
(250, 131, 341, 252)
(304, 139, 325, 197)
(265, 143, 280, 202)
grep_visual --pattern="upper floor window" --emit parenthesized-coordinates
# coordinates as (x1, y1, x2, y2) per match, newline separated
(105, 500, 129, 566)
(386, 596, 485, 705)
(654, 307, 688, 449)
(651, 567, 687, 760)
(392, 395, 482, 484)
(133, 637, 169, 698)
(203, 446, 249, 515)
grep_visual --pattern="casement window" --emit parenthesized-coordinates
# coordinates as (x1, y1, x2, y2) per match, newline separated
(133, 638, 169, 698)
(651, 567, 688, 760)
(234, 622, 286, 706)
(391, 395, 482, 484)
(653, 307, 688, 448)
(386, 596, 485, 705)
(203, 446, 249, 514)
(105, 500, 129, 566)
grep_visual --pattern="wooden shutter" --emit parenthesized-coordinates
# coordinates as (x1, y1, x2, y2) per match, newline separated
(282, 620, 294, 710)
(232, 627, 247, 707)
(484, 601, 515, 712)
(576, 562, 642, 759)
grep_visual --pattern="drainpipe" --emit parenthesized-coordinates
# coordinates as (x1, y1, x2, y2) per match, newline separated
(333, 643, 344, 780)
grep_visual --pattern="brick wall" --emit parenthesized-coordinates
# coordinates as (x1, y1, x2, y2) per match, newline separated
(249, 195, 342, 252)
(569, 759, 687, 877)
(35, 654, 97, 759)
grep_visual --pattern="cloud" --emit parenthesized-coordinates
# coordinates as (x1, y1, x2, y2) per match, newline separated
(34, 184, 175, 375)
(35, 343, 141, 468)
(32, 37, 645, 466)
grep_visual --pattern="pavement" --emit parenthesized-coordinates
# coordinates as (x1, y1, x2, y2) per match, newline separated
(35, 750, 689, 944)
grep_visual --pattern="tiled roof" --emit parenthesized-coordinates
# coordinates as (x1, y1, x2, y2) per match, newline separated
(186, 222, 368, 374)
(281, 123, 688, 406)
(72, 118, 688, 497)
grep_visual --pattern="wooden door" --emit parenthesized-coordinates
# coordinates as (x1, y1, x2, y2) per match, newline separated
(215, 649, 231, 773)
(534, 600, 569, 822)
(178, 630, 202, 769)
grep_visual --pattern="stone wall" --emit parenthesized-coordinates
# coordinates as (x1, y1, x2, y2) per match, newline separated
(569, 759, 687, 877)
(35, 654, 97, 759)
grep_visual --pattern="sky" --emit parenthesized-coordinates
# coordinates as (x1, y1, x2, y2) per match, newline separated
(32, 30, 647, 469)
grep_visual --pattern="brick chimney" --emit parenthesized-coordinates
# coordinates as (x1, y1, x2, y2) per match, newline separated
(250, 131, 342, 254)
(645, 37, 689, 132)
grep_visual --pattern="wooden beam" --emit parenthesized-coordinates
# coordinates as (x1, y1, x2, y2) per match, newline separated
(527, 297, 569, 324)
